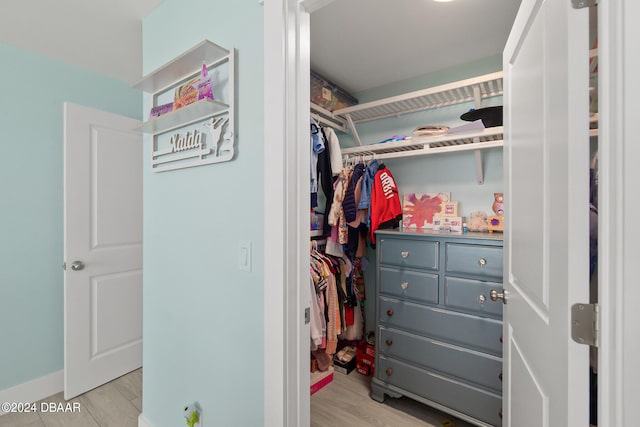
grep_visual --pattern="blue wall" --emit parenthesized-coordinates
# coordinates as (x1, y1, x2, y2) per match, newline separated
(0, 42, 142, 390)
(141, 1, 264, 426)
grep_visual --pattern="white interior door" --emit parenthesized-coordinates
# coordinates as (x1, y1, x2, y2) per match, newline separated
(63, 102, 143, 399)
(502, 0, 590, 425)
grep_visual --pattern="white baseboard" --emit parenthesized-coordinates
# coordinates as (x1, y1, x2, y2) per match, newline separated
(0, 370, 64, 416)
(138, 413, 153, 427)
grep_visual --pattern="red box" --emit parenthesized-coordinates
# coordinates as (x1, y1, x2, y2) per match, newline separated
(364, 344, 375, 358)
(356, 363, 371, 376)
(356, 343, 375, 377)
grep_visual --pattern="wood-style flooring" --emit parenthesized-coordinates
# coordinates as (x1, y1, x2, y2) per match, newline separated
(312, 371, 474, 427)
(0, 369, 141, 427)
(2, 368, 473, 427)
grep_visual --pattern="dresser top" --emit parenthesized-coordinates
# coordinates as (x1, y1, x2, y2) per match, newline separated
(375, 228, 504, 242)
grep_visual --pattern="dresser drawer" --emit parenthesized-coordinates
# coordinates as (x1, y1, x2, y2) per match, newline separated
(445, 277, 504, 319)
(446, 243, 503, 279)
(378, 327, 503, 393)
(378, 238, 439, 270)
(379, 267, 438, 304)
(379, 297, 503, 356)
(376, 356, 502, 427)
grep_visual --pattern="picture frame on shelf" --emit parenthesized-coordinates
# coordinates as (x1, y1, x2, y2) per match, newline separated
(440, 201, 458, 217)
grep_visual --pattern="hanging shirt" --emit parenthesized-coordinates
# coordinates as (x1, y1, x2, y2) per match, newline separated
(369, 165, 402, 246)
(310, 119, 325, 207)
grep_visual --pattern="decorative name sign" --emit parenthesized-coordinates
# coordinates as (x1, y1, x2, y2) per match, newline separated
(152, 116, 233, 172)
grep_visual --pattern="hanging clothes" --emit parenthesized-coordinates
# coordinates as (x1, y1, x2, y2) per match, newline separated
(323, 127, 344, 176)
(369, 164, 402, 247)
(310, 119, 325, 208)
(317, 127, 334, 237)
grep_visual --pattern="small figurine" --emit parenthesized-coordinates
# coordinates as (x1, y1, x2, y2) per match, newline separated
(492, 193, 504, 216)
(184, 404, 200, 427)
(489, 193, 504, 233)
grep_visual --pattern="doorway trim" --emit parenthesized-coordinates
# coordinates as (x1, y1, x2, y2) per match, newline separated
(263, 0, 638, 425)
(598, 1, 640, 425)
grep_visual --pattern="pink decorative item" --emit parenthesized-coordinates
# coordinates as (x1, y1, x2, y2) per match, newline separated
(402, 192, 451, 229)
(492, 193, 504, 216)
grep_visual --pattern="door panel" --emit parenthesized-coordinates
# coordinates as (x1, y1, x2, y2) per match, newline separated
(64, 102, 142, 399)
(503, 0, 590, 425)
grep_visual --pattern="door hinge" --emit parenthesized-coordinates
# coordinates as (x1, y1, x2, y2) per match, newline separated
(571, 303, 599, 347)
(571, 0, 597, 9)
(304, 307, 310, 325)
(63, 262, 67, 271)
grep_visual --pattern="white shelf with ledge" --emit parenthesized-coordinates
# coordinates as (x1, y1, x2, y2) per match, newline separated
(316, 72, 504, 184)
(133, 39, 235, 172)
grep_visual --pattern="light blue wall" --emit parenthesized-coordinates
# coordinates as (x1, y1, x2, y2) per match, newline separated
(141, 1, 264, 426)
(0, 42, 142, 390)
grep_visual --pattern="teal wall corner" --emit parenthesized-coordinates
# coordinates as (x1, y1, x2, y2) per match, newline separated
(0, 42, 142, 391)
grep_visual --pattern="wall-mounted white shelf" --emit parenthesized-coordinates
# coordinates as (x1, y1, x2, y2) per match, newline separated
(134, 40, 230, 94)
(315, 72, 504, 184)
(340, 127, 504, 159)
(335, 71, 503, 127)
(136, 99, 229, 134)
(133, 39, 235, 172)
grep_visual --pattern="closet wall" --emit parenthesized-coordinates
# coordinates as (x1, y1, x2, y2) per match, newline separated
(320, 55, 505, 332)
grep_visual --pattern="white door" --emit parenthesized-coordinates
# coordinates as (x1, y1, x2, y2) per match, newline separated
(502, 0, 590, 425)
(63, 102, 143, 399)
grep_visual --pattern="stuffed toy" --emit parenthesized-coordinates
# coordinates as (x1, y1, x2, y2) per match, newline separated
(468, 211, 489, 232)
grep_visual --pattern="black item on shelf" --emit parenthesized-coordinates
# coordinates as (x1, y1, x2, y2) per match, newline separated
(460, 106, 503, 127)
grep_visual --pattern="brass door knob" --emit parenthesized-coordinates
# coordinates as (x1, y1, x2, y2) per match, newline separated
(385, 368, 393, 376)
(385, 339, 393, 346)
(386, 309, 394, 317)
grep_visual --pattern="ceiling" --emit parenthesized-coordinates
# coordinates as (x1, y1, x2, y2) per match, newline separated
(311, 0, 521, 94)
(0, 0, 163, 85)
(0, 0, 520, 91)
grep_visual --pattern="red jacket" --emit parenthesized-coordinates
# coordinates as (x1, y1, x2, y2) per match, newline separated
(369, 166, 402, 245)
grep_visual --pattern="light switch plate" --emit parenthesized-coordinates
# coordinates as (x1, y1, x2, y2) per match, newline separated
(238, 240, 251, 272)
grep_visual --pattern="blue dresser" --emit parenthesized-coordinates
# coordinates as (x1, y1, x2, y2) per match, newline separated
(371, 229, 504, 427)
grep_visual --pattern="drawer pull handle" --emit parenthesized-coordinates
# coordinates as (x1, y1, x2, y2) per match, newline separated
(386, 309, 394, 317)
(478, 258, 487, 266)
(500, 335, 503, 344)
(490, 289, 507, 304)
(386, 368, 393, 376)
(499, 372, 503, 382)
(385, 339, 393, 346)
(400, 282, 409, 290)
(401, 251, 409, 258)
(477, 294, 486, 304)
(499, 410, 503, 419)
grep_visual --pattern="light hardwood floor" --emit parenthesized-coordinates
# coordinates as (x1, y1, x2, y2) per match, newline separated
(2, 368, 474, 427)
(311, 371, 475, 427)
(0, 369, 142, 427)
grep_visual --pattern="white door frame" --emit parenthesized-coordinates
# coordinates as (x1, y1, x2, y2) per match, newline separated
(598, 1, 640, 426)
(263, 0, 640, 425)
